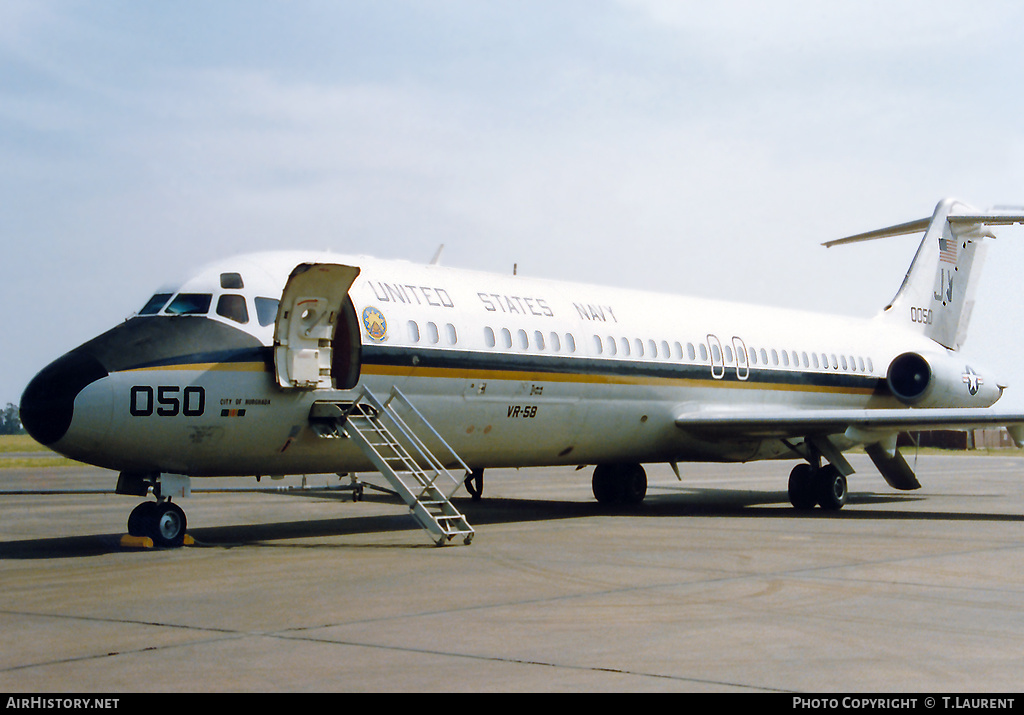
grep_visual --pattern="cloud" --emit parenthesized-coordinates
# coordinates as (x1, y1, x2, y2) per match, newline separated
(4, 1, 1024, 406)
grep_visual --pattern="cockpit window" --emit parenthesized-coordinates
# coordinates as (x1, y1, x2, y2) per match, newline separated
(139, 293, 173, 315)
(165, 293, 213, 315)
(220, 272, 244, 290)
(216, 294, 249, 324)
(255, 297, 280, 327)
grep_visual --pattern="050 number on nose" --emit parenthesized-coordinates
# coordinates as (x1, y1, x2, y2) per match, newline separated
(130, 385, 206, 417)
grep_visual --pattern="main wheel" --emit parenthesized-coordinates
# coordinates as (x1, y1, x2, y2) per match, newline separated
(592, 463, 647, 505)
(465, 469, 484, 501)
(788, 463, 817, 510)
(619, 464, 647, 505)
(592, 464, 621, 504)
(816, 465, 848, 511)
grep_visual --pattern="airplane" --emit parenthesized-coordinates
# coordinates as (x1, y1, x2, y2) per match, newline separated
(18, 197, 1024, 547)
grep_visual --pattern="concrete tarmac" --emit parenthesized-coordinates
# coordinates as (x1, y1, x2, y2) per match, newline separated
(1, 454, 1023, 693)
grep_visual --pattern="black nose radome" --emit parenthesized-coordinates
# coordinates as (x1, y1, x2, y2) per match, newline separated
(20, 351, 108, 446)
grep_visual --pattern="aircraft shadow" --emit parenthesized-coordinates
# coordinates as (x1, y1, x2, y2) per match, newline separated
(1, 487, 1020, 560)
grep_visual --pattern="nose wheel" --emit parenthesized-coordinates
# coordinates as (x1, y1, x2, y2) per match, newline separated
(127, 500, 188, 547)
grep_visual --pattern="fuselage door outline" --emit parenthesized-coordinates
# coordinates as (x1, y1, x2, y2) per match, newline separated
(707, 334, 726, 380)
(732, 336, 749, 381)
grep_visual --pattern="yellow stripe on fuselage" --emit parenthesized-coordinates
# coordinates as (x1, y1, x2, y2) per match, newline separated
(360, 363, 878, 397)
(119, 357, 878, 397)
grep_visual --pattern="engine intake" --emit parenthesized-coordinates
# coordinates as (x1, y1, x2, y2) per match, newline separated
(887, 352, 932, 404)
(886, 351, 1000, 408)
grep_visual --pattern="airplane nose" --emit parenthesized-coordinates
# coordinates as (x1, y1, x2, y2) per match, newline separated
(20, 350, 109, 445)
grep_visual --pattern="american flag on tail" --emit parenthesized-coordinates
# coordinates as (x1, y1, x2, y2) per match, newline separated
(938, 236, 958, 264)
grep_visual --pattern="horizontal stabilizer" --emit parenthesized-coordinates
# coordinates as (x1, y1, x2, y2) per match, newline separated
(823, 217, 931, 247)
(824, 209, 1024, 248)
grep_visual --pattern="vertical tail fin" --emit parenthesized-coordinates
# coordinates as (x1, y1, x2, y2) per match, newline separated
(826, 198, 1024, 351)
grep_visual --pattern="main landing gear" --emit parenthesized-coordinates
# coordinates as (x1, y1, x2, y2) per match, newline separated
(788, 462, 848, 511)
(592, 463, 648, 506)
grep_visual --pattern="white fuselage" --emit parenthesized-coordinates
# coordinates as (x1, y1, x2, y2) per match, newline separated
(35, 250, 1000, 480)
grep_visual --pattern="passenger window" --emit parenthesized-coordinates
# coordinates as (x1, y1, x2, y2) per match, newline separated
(427, 322, 440, 344)
(565, 333, 576, 353)
(255, 297, 279, 326)
(139, 293, 172, 315)
(549, 332, 561, 352)
(687, 343, 697, 361)
(606, 336, 617, 356)
(593, 335, 603, 355)
(699, 344, 708, 362)
(408, 321, 421, 343)
(501, 328, 513, 349)
(534, 331, 546, 350)
(220, 273, 244, 289)
(165, 293, 212, 315)
(620, 338, 631, 356)
(446, 323, 458, 345)
(760, 348, 768, 365)
(216, 294, 249, 324)
(484, 327, 496, 348)
(517, 329, 529, 350)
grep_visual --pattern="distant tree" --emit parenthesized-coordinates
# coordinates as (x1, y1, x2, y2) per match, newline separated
(0, 403, 24, 435)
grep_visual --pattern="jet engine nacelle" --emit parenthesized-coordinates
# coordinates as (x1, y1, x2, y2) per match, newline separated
(886, 351, 1001, 408)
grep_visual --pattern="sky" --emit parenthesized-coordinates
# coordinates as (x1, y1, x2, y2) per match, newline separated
(3, 0, 1024, 410)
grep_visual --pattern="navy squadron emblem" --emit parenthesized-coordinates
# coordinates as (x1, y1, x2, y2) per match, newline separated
(362, 306, 387, 342)
(962, 366, 982, 396)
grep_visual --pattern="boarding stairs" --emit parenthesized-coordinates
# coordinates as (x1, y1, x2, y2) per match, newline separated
(309, 386, 475, 546)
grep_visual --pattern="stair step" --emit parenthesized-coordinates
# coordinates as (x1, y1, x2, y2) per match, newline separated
(328, 386, 474, 546)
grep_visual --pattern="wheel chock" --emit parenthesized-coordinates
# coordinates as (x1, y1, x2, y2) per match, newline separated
(119, 534, 194, 549)
(120, 534, 154, 549)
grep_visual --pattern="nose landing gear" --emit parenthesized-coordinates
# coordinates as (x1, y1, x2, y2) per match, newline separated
(127, 500, 188, 547)
(118, 472, 191, 548)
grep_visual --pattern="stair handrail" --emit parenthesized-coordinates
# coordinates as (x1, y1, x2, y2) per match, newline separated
(384, 385, 472, 477)
(353, 386, 467, 497)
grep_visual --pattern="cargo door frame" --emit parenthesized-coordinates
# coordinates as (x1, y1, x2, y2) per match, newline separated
(273, 263, 362, 390)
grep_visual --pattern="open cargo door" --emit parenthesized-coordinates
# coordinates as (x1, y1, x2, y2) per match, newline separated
(274, 263, 361, 390)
